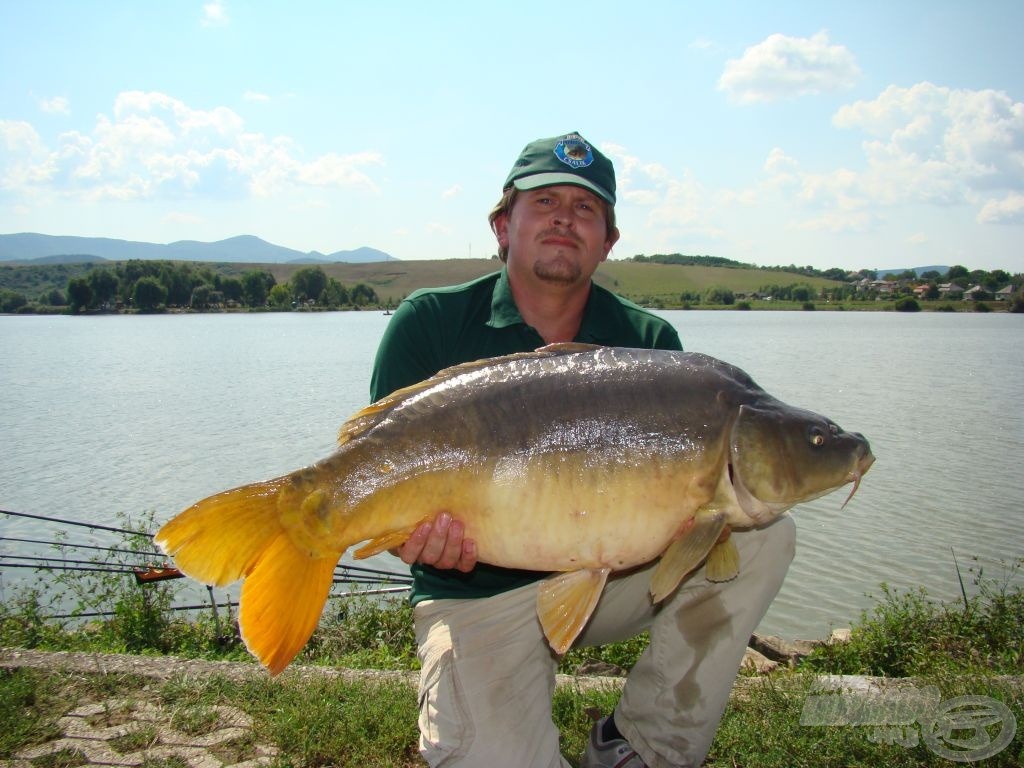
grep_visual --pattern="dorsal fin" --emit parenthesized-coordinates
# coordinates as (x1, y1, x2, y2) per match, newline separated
(338, 342, 604, 445)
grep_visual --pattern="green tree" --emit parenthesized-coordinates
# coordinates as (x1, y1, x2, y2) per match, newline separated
(67, 278, 93, 313)
(133, 276, 167, 312)
(946, 264, 970, 284)
(792, 285, 811, 302)
(320, 278, 350, 308)
(160, 262, 199, 306)
(268, 283, 292, 308)
(43, 288, 67, 306)
(241, 270, 275, 307)
(87, 268, 119, 308)
(190, 284, 212, 309)
(703, 286, 734, 305)
(218, 276, 243, 303)
(291, 266, 328, 303)
(350, 282, 379, 306)
(1, 289, 27, 313)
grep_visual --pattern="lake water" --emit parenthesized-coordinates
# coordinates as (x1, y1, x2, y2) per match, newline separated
(1, 309, 1022, 640)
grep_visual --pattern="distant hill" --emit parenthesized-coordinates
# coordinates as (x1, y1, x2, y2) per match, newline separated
(0, 233, 397, 264)
(876, 265, 950, 278)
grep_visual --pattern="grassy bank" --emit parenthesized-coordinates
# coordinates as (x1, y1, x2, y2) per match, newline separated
(1, 527, 1021, 765)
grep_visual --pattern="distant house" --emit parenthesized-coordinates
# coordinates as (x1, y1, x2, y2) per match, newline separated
(938, 283, 964, 298)
(995, 285, 1015, 301)
(872, 280, 896, 294)
(964, 285, 991, 301)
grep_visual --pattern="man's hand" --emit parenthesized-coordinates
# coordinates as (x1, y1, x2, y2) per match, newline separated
(395, 512, 477, 572)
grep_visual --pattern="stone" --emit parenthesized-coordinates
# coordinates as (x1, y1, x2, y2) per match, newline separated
(748, 633, 824, 666)
(741, 647, 779, 674)
(830, 627, 852, 644)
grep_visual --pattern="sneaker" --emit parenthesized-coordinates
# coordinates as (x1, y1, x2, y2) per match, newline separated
(581, 716, 648, 768)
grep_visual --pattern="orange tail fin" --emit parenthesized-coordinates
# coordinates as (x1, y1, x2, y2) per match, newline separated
(154, 477, 338, 676)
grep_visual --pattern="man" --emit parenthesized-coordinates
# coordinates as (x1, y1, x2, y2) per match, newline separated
(370, 132, 795, 767)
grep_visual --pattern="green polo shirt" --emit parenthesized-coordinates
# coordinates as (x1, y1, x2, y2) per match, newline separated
(369, 267, 683, 604)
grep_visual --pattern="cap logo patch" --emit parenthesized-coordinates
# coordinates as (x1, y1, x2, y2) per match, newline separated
(553, 134, 594, 170)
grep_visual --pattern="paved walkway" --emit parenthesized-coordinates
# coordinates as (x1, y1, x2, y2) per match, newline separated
(6, 696, 277, 768)
(1, 649, 414, 768)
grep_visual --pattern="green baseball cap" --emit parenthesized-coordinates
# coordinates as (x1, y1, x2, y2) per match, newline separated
(503, 132, 616, 205)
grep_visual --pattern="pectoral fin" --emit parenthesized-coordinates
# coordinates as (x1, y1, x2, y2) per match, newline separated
(536, 568, 611, 655)
(650, 511, 727, 602)
(353, 527, 419, 559)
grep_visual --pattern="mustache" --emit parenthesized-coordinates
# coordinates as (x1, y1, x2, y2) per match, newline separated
(536, 227, 583, 246)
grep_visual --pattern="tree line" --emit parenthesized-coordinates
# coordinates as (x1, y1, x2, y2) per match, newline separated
(629, 253, 1020, 289)
(5, 261, 382, 313)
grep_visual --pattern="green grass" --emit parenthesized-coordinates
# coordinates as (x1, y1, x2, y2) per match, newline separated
(3, 664, 1020, 767)
(801, 560, 1024, 677)
(2, 527, 1021, 766)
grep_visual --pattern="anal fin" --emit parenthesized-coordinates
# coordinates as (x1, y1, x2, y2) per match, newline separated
(705, 529, 739, 582)
(650, 511, 727, 602)
(536, 568, 610, 655)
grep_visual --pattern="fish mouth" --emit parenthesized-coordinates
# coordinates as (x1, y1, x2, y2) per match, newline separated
(728, 444, 875, 522)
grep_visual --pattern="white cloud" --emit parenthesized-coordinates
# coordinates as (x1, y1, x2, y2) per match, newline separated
(718, 31, 860, 104)
(835, 83, 1024, 191)
(0, 91, 384, 203)
(730, 82, 1024, 233)
(243, 90, 270, 103)
(201, 1, 229, 27)
(38, 96, 70, 115)
(441, 184, 461, 199)
(977, 192, 1024, 224)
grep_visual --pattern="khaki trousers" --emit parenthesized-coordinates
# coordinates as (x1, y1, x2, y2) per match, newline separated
(414, 515, 796, 768)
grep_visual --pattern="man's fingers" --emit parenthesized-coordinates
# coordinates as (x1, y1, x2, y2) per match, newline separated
(396, 512, 477, 571)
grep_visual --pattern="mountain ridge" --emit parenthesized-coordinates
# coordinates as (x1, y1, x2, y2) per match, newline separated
(0, 233, 397, 264)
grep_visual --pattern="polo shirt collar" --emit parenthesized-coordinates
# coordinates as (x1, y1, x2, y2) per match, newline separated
(486, 267, 618, 344)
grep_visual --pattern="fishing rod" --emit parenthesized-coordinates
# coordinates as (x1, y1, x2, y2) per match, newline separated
(0, 535, 159, 558)
(0, 562, 145, 576)
(336, 561, 411, 577)
(44, 601, 240, 620)
(2, 510, 410, 578)
(333, 576, 412, 587)
(2, 553, 409, 586)
(0, 508, 147, 537)
(1, 553, 159, 570)
(335, 564, 411, 580)
(39, 584, 409, 621)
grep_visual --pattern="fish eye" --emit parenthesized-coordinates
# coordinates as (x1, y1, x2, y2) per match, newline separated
(809, 426, 827, 447)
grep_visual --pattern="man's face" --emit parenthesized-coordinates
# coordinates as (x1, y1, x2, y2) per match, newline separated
(494, 185, 619, 287)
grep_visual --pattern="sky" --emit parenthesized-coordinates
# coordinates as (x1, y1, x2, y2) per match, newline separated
(1, 1, 1022, 274)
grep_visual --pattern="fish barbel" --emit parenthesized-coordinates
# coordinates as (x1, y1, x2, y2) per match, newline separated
(156, 343, 873, 675)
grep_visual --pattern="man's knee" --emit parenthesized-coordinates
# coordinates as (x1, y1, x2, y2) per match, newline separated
(737, 514, 796, 584)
